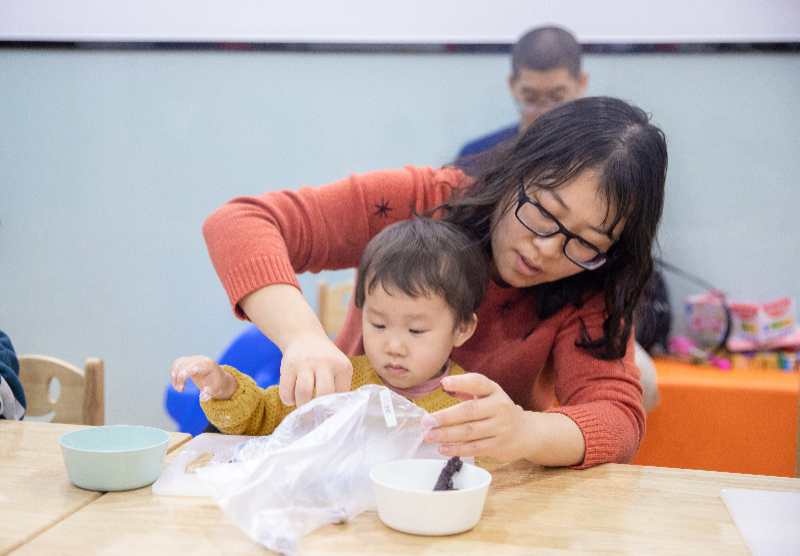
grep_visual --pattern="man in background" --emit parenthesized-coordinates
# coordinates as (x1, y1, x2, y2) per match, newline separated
(457, 25, 588, 160)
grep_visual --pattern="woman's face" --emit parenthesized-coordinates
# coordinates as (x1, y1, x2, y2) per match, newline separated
(490, 170, 624, 288)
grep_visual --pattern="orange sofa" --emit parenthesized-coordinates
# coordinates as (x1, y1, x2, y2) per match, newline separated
(633, 358, 799, 477)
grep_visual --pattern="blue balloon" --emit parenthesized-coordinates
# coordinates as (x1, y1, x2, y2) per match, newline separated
(164, 325, 282, 434)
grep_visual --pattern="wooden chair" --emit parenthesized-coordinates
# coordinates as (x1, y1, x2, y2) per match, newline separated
(318, 280, 354, 338)
(18, 355, 105, 425)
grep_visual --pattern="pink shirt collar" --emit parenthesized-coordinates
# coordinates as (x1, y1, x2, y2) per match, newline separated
(384, 361, 452, 399)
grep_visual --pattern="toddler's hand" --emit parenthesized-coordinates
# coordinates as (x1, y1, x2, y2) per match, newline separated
(170, 355, 238, 401)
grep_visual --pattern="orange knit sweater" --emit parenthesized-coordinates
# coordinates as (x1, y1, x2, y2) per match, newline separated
(203, 166, 645, 468)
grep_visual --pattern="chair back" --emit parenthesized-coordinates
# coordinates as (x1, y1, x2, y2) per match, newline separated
(19, 355, 104, 425)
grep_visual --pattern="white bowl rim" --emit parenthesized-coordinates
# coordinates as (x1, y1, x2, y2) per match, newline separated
(370, 458, 492, 495)
(59, 424, 169, 454)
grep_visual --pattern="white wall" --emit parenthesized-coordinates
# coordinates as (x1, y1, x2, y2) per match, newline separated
(2, 0, 799, 43)
(2, 48, 799, 429)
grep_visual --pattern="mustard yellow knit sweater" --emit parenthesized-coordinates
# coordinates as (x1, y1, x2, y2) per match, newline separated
(200, 355, 463, 436)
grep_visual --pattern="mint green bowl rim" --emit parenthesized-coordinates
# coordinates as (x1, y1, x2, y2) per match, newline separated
(58, 425, 169, 454)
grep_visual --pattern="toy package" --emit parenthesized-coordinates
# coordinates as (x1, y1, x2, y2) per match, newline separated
(684, 291, 729, 349)
(728, 297, 800, 351)
(685, 293, 800, 352)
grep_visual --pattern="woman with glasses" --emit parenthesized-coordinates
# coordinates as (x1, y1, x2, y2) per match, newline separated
(202, 96, 667, 468)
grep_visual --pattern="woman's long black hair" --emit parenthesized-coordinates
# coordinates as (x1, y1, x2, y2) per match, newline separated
(442, 96, 668, 359)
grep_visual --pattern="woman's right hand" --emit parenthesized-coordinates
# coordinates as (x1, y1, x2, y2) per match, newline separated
(278, 334, 353, 406)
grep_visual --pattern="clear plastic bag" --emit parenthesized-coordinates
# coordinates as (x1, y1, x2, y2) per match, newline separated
(196, 384, 438, 555)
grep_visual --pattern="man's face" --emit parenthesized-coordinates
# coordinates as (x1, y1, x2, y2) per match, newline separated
(508, 67, 587, 129)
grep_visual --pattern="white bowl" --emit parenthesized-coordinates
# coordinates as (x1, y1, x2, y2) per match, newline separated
(370, 458, 492, 536)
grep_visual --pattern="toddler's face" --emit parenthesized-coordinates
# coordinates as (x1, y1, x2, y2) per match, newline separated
(361, 284, 475, 389)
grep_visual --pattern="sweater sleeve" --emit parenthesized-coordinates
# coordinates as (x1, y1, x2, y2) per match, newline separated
(200, 366, 294, 436)
(202, 166, 464, 319)
(545, 295, 646, 469)
(202, 357, 377, 435)
(0, 330, 26, 420)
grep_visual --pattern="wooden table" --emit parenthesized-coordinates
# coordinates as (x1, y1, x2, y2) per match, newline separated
(0, 421, 189, 554)
(10, 441, 800, 555)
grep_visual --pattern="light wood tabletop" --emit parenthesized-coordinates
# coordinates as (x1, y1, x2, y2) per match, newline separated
(0, 420, 190, 554)
(10, 442, 800, 555)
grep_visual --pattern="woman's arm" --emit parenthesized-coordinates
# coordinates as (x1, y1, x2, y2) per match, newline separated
(202, 166, 465, 404)
(202, 167, 462, 319)
(424, 374, 585, 466)
(240, 285, 352, 406)
(544, 295, 645, 468)
(424, 295, 644, 467)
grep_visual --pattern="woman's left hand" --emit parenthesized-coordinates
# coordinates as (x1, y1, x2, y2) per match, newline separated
(424, 373, 532, 462)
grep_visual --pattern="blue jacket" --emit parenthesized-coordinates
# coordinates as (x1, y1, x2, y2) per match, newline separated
(457, 124, 518, 160)
(0, 330, 26, 419)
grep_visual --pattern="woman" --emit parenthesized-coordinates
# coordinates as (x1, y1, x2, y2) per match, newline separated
(202, 96, 667, 468)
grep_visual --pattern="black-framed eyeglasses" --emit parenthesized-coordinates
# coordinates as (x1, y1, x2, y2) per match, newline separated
(515, 181, 609, 271)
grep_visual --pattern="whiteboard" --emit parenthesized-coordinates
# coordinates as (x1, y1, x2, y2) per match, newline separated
(1, 0, 799, 44)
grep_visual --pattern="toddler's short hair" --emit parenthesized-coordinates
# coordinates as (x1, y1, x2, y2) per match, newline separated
(354, 218, 488, 326)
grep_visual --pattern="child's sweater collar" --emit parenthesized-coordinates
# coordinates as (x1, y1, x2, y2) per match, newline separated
(384, 361, 452, 400)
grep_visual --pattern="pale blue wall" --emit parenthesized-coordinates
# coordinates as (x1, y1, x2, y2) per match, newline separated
(2, 49, 799, 427)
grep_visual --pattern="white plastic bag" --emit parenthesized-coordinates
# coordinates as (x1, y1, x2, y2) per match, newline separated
(196, 384, 437, 555)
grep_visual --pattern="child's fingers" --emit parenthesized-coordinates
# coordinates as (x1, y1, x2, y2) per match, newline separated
(171, 356, 219, 396)
(177, 363, 212, 391)
(171, 359, 191, 391)
(170, 357, 189, 390)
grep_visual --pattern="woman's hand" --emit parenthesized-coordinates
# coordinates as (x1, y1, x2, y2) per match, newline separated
(278, 334, 353, 407)
(423, 373, 533, 462)
(170, 355, 238, 401)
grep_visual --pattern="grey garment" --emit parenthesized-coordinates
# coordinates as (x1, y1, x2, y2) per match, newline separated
(634, 342, 660, 412)
(0, 376, 25, 420)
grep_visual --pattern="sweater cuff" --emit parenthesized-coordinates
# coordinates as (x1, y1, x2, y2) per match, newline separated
(222, 255, 300, 319)
(200, 366, 263, 432)
(546, 405, 623, 470)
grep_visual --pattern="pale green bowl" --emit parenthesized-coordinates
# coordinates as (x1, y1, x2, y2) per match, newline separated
(59, 425, 170, 491)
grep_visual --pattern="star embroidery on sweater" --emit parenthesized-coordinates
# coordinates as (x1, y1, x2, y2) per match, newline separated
(374, 198, 393, 218)
(499, 300, 515, 313)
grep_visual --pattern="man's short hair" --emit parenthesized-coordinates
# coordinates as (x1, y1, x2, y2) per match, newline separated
(511, 26, 582, 78)
(354, 217, 488, 326)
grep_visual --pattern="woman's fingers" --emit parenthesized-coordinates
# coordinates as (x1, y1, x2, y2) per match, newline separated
(429, 396, 495, 429)
(314, 366, 336, 398)
(333, 359, 354, 394)
(429, 373, 501, 429)
(279, 335, 353, 404)
(425, 373, 527, 461)
(294, 369, 316, 406)
(440, 373, 499, 400)
(278, 362, 298, 405)
(424, 415, 497, 445)
(438, 438, 495, 458)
